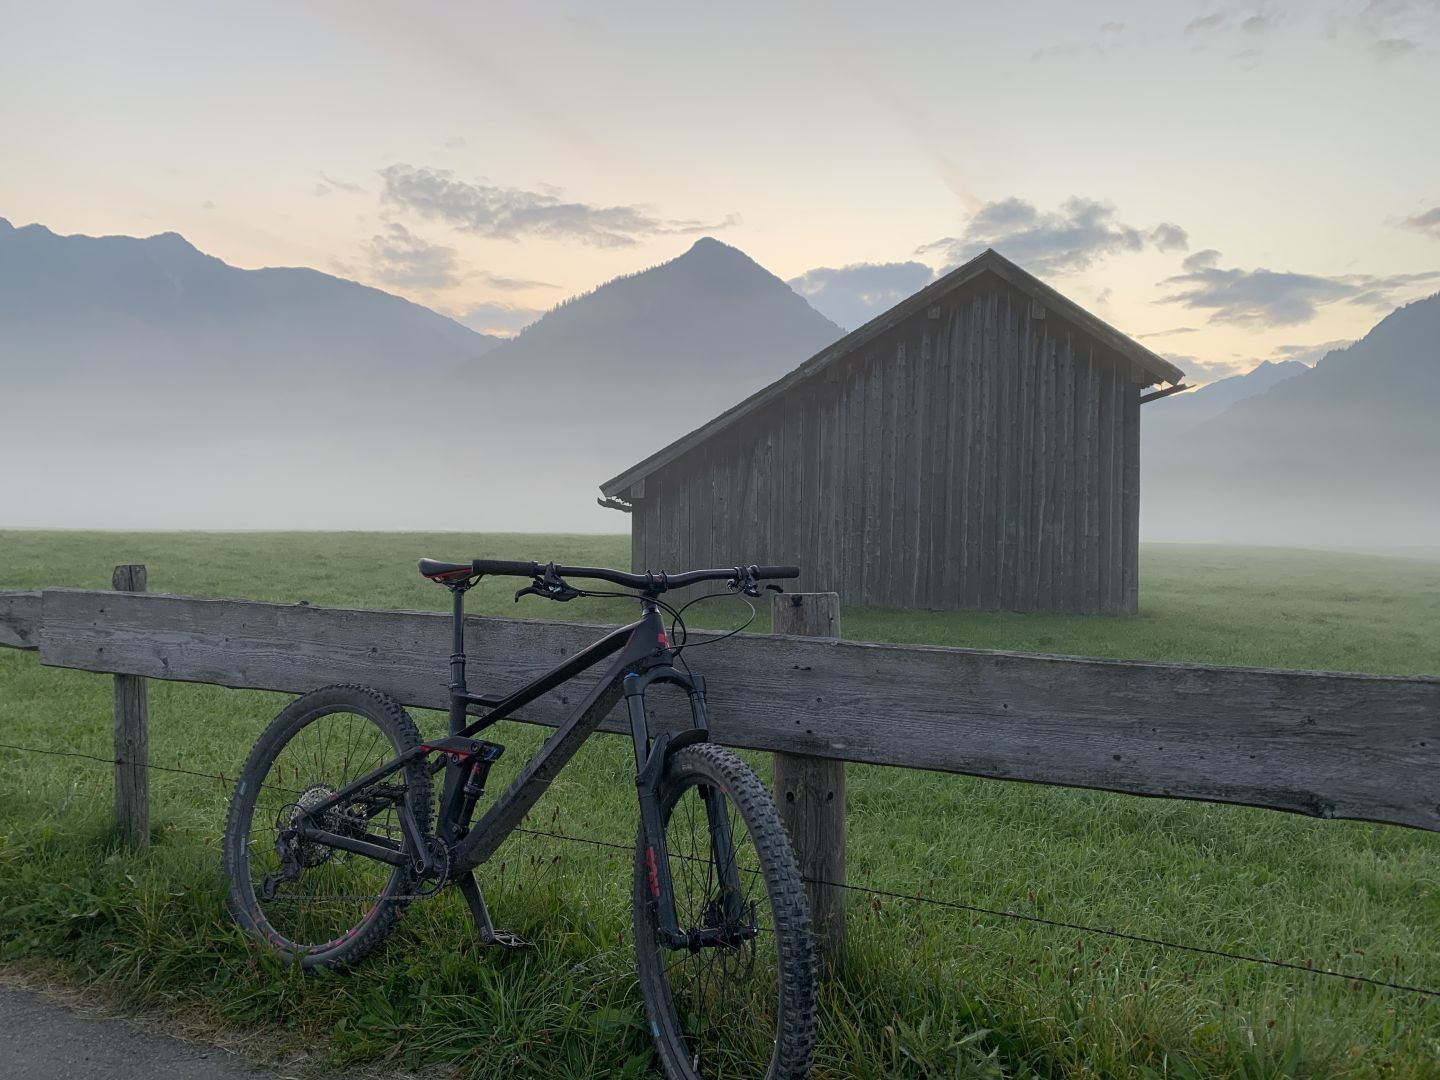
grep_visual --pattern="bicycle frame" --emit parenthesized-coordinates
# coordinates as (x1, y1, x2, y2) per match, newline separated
(291, 586, 740, 947)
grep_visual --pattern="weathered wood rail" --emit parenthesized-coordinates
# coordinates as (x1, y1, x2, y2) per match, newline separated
(2, 577, 1438, 958)
(14, 585, 1438, 828)
(0, 590, 40, 649)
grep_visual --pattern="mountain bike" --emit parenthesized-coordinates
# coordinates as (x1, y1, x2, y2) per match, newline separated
(222, 558, 818, 1079)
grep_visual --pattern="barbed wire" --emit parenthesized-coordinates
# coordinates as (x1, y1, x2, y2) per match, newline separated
(514, 825, 1440, 1000)
(2, 739, 1436, 1001)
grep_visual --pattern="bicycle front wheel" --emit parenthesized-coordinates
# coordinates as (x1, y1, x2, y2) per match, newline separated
(633, 743, 817, 1080)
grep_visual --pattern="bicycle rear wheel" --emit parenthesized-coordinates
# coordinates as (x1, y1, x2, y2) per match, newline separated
(633, 743, 817, 1079)
(222, 684, 433, 969)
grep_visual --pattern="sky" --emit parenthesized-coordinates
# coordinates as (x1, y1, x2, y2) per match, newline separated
(4, 0, 1439, 384)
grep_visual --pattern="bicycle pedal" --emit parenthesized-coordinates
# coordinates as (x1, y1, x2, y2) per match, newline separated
(483, 929, 532, 949)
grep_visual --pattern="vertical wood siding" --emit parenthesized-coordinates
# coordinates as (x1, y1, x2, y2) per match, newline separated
(626, 277, 1146, 614)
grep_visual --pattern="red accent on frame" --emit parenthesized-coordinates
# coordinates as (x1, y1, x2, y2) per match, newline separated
(427, 567, 472, 581)
(656, 629, 670, 648)
(645, 846, 660, 898)
(422, 744, 474, 759)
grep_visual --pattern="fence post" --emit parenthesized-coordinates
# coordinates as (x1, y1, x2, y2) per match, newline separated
(112, 564, 149, 847)
(771, 592, 845, 969)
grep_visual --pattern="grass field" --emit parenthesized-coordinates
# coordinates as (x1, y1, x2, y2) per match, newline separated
(1, 531, 1437, 1078)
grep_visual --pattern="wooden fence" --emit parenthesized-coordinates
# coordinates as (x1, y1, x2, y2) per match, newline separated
(2, 570, 1437, 959)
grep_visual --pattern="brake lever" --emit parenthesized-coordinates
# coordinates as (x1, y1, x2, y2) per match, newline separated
(515, 565, 582, 603)
(729, 566, 764, 598)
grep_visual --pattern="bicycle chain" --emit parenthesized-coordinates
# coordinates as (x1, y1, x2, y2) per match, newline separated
(265, 877, 450, 904)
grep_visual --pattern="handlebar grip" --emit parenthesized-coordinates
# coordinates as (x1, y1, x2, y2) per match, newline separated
(471, 559, 542, 577)
(751, 565, 800, 579)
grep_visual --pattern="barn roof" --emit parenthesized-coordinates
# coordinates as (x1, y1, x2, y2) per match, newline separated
(600, 248, 1185, 497)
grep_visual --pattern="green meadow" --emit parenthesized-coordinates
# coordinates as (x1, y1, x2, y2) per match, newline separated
(0, 531, 1436, 1078)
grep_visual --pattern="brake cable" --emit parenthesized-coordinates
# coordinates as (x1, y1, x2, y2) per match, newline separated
(510, 571, 759, 667)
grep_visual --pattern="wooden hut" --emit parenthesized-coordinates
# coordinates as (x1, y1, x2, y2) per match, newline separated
(598, 249, 1185, 614)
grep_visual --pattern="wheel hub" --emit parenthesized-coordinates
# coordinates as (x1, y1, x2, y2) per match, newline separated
(289, 783, 340, 867)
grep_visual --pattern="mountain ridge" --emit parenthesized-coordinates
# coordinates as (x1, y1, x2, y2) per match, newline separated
(0, 218, 847, 531)
(0, 216, 492, 352)
(1144, 358, 1309, 439)
(1143, 290, 1440, 546)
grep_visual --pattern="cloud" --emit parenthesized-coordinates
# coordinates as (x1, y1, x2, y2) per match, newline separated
(1184, 12, 1227, 37)
(1181, 6, 1289, 65)
(1182, 248, 1222, 271)
(787, 261, 936, 329)
(315, 172, 364, 197)
(477, 271, 558, 292)
(380, 164, 737, 249)
(1138, 326, 1201, 339)
(1400, 206, 1440, 239)
(1158, 260, 1440, 326)
(1333, 0, 1437, 60)
(1269, 339, 1352, 366)
(1030, 20, 1130, 61)
(1371, 35, 1420, 58)
(453, 301, 544, 337)
(919, 196, 1184, 275)
(1149, 223, 1190, 252)
(362, 223, 462, 290)
(1352, 0, 1440, 35)
(1158, 353, 1247, 382)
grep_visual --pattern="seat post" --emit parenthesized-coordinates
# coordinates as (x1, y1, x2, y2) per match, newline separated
(447, 583, 470, 735)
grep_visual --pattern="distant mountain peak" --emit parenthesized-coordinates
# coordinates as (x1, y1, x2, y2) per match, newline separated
(685, 236, 731, 253)
(468, 234, 843, 406)
(143, 230, 200, 254)
(510, 237, 841, 348)
(0, 217, 11, 233)
(681, 235, 749, 260)
(664, 236, 803, 299)
(674, 234, 779, 275)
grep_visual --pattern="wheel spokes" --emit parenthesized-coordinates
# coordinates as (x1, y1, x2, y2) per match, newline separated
(658, 780, 781, 1077)
(243, 709, 404, 948)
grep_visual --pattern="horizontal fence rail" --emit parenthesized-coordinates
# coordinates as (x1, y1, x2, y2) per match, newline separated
(5, 586, 1437, 832)
(0, 590, 40, 649)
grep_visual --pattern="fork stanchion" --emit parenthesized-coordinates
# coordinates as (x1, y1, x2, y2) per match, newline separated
(112, 564, 150, 848)
(770, 592, 845, 971)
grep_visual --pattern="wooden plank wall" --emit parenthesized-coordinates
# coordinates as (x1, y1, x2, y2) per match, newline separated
(629, 277, 1146, 614)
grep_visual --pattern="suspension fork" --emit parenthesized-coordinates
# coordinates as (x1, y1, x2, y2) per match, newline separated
(628, 665, 744, 947)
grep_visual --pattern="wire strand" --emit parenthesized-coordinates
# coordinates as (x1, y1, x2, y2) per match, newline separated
(1, 740, 1435, 1001)
(509, 824, 1440, 1000)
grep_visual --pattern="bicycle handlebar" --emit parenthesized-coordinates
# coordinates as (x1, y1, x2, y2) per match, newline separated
(469, 559, 541, 577)
(464, 559, 799, 592)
